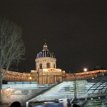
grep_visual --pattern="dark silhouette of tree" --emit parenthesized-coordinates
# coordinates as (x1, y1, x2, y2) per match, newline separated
(0, 18, 25, 104)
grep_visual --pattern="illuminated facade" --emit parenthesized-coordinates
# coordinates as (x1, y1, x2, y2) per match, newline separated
(31, 43, 65, 84)
(3, 43, 107, 84)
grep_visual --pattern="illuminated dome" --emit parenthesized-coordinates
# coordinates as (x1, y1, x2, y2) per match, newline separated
(36, 43, 55, 58)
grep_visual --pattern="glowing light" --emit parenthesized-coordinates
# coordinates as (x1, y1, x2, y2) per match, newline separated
(43, 69, 48, 72)
(92, 77, 94, 79)
(3, 88, 14, 97)
(83, 68, 88, 72)
(29, 76, 32, 80)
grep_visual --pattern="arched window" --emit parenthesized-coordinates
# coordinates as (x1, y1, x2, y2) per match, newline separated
(53, 64, 56, 68)
(39, 64, 42, 69)
(47, 63, 50, 68)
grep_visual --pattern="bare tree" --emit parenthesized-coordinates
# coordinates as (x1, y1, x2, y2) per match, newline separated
(0, 18, 25, 104)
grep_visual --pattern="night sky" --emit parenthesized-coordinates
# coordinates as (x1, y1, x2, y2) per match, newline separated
(0, 0, 107, 72)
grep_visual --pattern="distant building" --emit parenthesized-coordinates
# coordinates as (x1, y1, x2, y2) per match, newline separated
(3, 43, 107, 84)
(31, 43, 65, 84)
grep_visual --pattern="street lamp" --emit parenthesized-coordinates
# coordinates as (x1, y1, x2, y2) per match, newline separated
(29, 76, 32, 84)
(83, 68, 88, 72)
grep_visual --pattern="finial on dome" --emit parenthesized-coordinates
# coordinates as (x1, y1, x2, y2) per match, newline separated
(43, 42, 48, 51)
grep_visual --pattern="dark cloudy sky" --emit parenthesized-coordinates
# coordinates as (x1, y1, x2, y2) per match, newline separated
(0, 0, 107, 72)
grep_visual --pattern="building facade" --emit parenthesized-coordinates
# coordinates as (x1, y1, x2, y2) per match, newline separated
(3, 43, 107, 84)
(31, 43, 65, 84)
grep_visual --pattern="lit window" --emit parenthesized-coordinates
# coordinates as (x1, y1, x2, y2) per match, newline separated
(39, 64, 42, 69)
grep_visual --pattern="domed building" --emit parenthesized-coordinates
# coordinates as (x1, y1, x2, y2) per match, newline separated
(36, 43, 56, 70)
(3, 43, 107, 83)
(31, 43, 65, 84)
